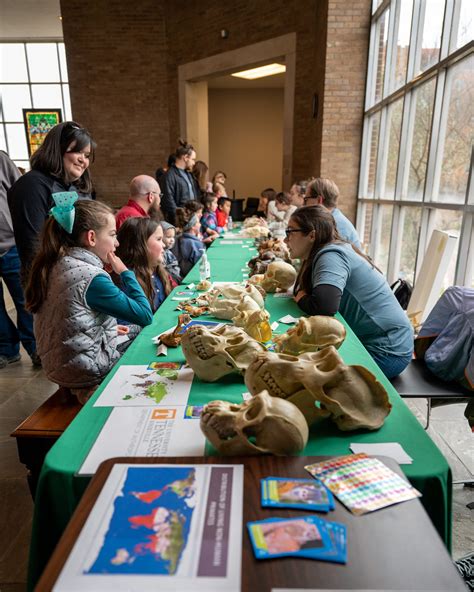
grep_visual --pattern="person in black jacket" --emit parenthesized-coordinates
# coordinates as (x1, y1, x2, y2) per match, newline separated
(7, 121, 95, 283)
(161, 140, 197, 225)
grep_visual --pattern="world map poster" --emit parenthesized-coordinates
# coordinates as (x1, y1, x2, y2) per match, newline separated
(54, 464, 243, 591)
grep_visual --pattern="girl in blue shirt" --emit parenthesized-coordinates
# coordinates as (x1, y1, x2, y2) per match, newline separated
(200, 193, 221, 239)
(25, 199, 153, 403)
(116, 217, 171, 312)
(286, 205, 413, 378)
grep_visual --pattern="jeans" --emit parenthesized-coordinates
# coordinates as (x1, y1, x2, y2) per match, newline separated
(0, 246, 36, 357)
(370, 350, 412, 379)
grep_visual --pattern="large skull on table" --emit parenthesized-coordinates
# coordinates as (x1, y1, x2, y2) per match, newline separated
(181, 324, 265, 381)
(200, 390, 309, 455)
(261, 261, 297, 292)
(244, 348, 391, 430)
(209, 284, 264, 319)
(274, 316, 346, 356)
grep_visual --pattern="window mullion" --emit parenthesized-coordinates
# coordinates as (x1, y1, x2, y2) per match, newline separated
(387, 204, 402, 283)
(423, 70, 447, 202)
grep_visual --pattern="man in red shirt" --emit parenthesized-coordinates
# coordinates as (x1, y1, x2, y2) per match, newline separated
(115, 175, 162, 229)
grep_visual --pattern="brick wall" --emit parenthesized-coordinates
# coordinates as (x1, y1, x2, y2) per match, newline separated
(60, 0, 370, 217)
(320, 0, 371, 220)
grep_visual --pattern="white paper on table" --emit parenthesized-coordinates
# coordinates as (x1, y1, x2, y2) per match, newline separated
(156, 343, 168, 356)
(79, 406, 206, 475)
(55, 463, 243, 591)
(187, 283, 196, 290)
(270, 321, 279, 331)
(349, 442, 413, 465)
(152, 326, 175, 344)
(220, 240, 244, 245)
(222, 232, 245, 240)
(241, 392, 252, 402)
(212, 281, 243, 287)
(278, 314, 300, 324)
(93, 365, 194, 408)
(273, 291, 292, 299)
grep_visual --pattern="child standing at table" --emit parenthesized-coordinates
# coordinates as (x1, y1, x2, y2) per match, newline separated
(185, 199, 215, 246)
(160, 221, 182, 284)
(173, 207, 205, 277)
(216, 196, 232, 231)
(25, 197, 153, 403)
(200, 193, 222, 239)
(116, 217, 172, 311)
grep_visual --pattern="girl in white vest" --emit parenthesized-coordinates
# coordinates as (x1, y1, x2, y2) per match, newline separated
(25, 195, 153, 404)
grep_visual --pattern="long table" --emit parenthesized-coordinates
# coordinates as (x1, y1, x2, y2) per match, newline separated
(28, 237, 453, 589)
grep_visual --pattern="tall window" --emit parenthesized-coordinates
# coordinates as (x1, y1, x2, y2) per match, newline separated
(357, 0, 473, 288)
(0, 42, 72, 170)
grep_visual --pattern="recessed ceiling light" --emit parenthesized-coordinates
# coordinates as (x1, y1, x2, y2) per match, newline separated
(231, 63, 286, 80)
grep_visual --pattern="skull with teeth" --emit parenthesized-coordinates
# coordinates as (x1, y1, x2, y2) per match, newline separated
(181, 324, 265, 381)
(244, 348, 391, 430)
(200, 390, 309, 455)
(274, 316, 347, 356)
(260, 261, 297, 293)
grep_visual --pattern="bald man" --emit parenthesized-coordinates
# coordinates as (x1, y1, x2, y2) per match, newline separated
(115, 175, 162, 230)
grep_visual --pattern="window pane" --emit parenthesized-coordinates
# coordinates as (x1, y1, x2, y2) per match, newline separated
(13, 160, 30, 173)
(58, 43, 69, 82)
(0, 125, 6, 152)
(452, 0, 474, 51)
(26, 43, 60, 83)
(374, 10, 390, 103)
(374, 204, 393, 272)
(0, 85, 32, 121)
(362, 202, 374, 252)
(5, 124, 29, 160)
(31, 85, 63, 113)
(393, 0, 413, 90)
(419, 0, 445, 73)
(437, 55, 474, 204)
(406, 77, 436, 200)
(62, 84, 72, 120)
(430, 209, 463, 289)
(384, 98, 404, 199)
(0, 44, 28, 82)
(399, 207, 421, 284)
(367, 112, 381, 198)
(372, 0, 382, 13)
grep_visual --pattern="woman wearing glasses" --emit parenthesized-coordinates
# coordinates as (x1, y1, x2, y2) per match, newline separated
(285, 205, 413, 378)
(7, 121, 95, 283)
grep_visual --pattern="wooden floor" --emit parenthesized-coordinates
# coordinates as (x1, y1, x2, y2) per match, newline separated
(0, 304, 472, 590)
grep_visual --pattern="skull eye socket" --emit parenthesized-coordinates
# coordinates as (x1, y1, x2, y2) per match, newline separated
(243, 402, 261, 421)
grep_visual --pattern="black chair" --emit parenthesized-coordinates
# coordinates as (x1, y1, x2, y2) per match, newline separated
(390, 358, 472, 430)
(229, 198, 244, 222)
(243, 197, 260, 218)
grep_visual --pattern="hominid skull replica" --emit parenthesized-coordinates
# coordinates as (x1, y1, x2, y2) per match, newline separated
(274, 316, 347, 356)
(200, 390, 309, 455)
(261, 261, 297, 292)
(244, 347, 391, 431)
(209, 284, 264, 320)
(181, 324, 265, 382)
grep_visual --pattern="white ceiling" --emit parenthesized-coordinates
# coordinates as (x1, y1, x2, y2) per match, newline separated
(0, 0, 63, 39)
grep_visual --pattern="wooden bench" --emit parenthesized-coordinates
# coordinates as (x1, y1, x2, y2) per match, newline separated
(11, 387, 82, 498)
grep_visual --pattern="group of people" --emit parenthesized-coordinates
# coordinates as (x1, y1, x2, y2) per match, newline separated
(0, 119, 413, 406)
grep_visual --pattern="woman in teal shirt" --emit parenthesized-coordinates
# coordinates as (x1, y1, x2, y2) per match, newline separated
(286, 205, 413, 378)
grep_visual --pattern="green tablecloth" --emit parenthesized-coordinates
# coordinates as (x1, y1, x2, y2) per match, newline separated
(28, 238, 452, 589)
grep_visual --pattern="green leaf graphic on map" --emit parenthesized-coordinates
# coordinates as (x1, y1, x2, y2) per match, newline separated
(155, 369, 179, 380)
(123, 395, 132, 400)
(145, 382, 168, 403)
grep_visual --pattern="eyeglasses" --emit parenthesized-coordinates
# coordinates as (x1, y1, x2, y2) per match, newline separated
(285, 228, 304, 237)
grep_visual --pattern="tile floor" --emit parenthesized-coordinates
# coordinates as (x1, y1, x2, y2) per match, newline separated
(0, 319, 472, 590)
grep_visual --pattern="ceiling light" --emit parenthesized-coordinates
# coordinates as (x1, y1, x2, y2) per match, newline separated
(231, 63, 286, 80)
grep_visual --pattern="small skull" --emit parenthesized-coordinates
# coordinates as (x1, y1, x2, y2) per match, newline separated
(181, 324, 265, 381)
(245, 348, 391, 430)
(200, 390, 309, 455)
(261, 261, 297, 292)
(209, 284, 264, 319)
(274, 316, 346, 356)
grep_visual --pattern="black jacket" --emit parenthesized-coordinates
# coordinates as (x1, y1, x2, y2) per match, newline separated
(161, 166, 197, 225)
(7, 169, 91, 280)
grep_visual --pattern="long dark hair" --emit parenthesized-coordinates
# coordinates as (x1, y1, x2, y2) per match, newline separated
(116, 217, 171, 310)
(31, 121, 96, 193)
(25, 200, 113, 313)
(292, 205, 374, 295)
(192, 160, 209, 191)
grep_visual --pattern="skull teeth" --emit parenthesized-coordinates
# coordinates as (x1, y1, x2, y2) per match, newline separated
(205, 413, 237, 440)
(261, 371, 288, 399)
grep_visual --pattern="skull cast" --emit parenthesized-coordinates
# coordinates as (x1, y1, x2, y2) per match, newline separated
(209, 284, 264, 320)
(200, 390, 309, 455)
(274, 316, 347, 356)
(261, 261, 297, 293)
(181, 324, 266, 381)
(244, 348, 392, 431)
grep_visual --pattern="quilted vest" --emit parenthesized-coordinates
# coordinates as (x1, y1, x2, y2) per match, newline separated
(34, 247, 119, 388)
